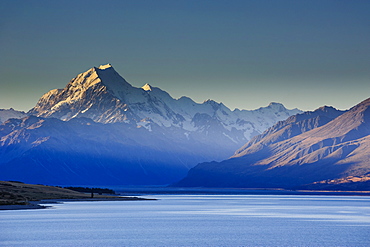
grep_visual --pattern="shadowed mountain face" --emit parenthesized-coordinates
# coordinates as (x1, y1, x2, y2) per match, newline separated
(175, 101, 370, 189)
(0, 116, 224, 185)
(0, 65, 300, 185)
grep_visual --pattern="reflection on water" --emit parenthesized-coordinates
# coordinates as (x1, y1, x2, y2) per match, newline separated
(1, 195, 370, 246)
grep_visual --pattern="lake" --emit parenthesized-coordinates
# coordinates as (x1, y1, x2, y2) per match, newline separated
(1, 194, 370, 246)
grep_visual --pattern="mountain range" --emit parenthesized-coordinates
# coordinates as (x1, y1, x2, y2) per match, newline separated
(0, 64, 300, 185)
(175, 98, 370, 190)
(28, 64, 300, 143)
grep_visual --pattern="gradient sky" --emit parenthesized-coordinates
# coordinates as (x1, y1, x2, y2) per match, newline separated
(1, 0, 369, 112)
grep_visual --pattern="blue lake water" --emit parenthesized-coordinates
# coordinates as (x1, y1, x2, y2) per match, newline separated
(1, 195, 370, 246)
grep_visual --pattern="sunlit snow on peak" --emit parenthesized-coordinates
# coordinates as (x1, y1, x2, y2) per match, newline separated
(142, 83, 152, 91)
(98, 63, 113, 70)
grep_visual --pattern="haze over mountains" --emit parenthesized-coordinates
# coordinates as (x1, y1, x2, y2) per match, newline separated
(176, 99, 370, 190)
(0, 64, 300, 185)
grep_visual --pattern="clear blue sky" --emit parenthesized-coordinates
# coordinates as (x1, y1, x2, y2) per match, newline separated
(1, 0, 369, 112)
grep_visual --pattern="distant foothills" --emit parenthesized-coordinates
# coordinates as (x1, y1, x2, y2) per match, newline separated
(0, 64, 369, 191)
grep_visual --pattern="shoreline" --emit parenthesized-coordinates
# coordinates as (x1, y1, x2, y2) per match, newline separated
(0, 181, 157, 211)
(0, 196, 156, 211)
(2, 180, 370, 211)
(0, 202, 48, 210)
(2, 189, 370, 211)
(117, 186, 370, 197)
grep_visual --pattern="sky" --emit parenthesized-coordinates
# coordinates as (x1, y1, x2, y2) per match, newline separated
(0, 0, 369, 112)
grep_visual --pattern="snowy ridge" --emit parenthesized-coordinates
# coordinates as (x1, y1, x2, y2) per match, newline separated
(138, 83, 301, 140)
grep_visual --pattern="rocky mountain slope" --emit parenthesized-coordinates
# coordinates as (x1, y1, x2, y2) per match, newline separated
(175, 101, 370, 190)
(0, 64, 300, 185)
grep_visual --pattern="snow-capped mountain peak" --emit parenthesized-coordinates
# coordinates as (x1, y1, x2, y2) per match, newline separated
(93, 64, 133, 98)
(28, 64, 302, 145)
